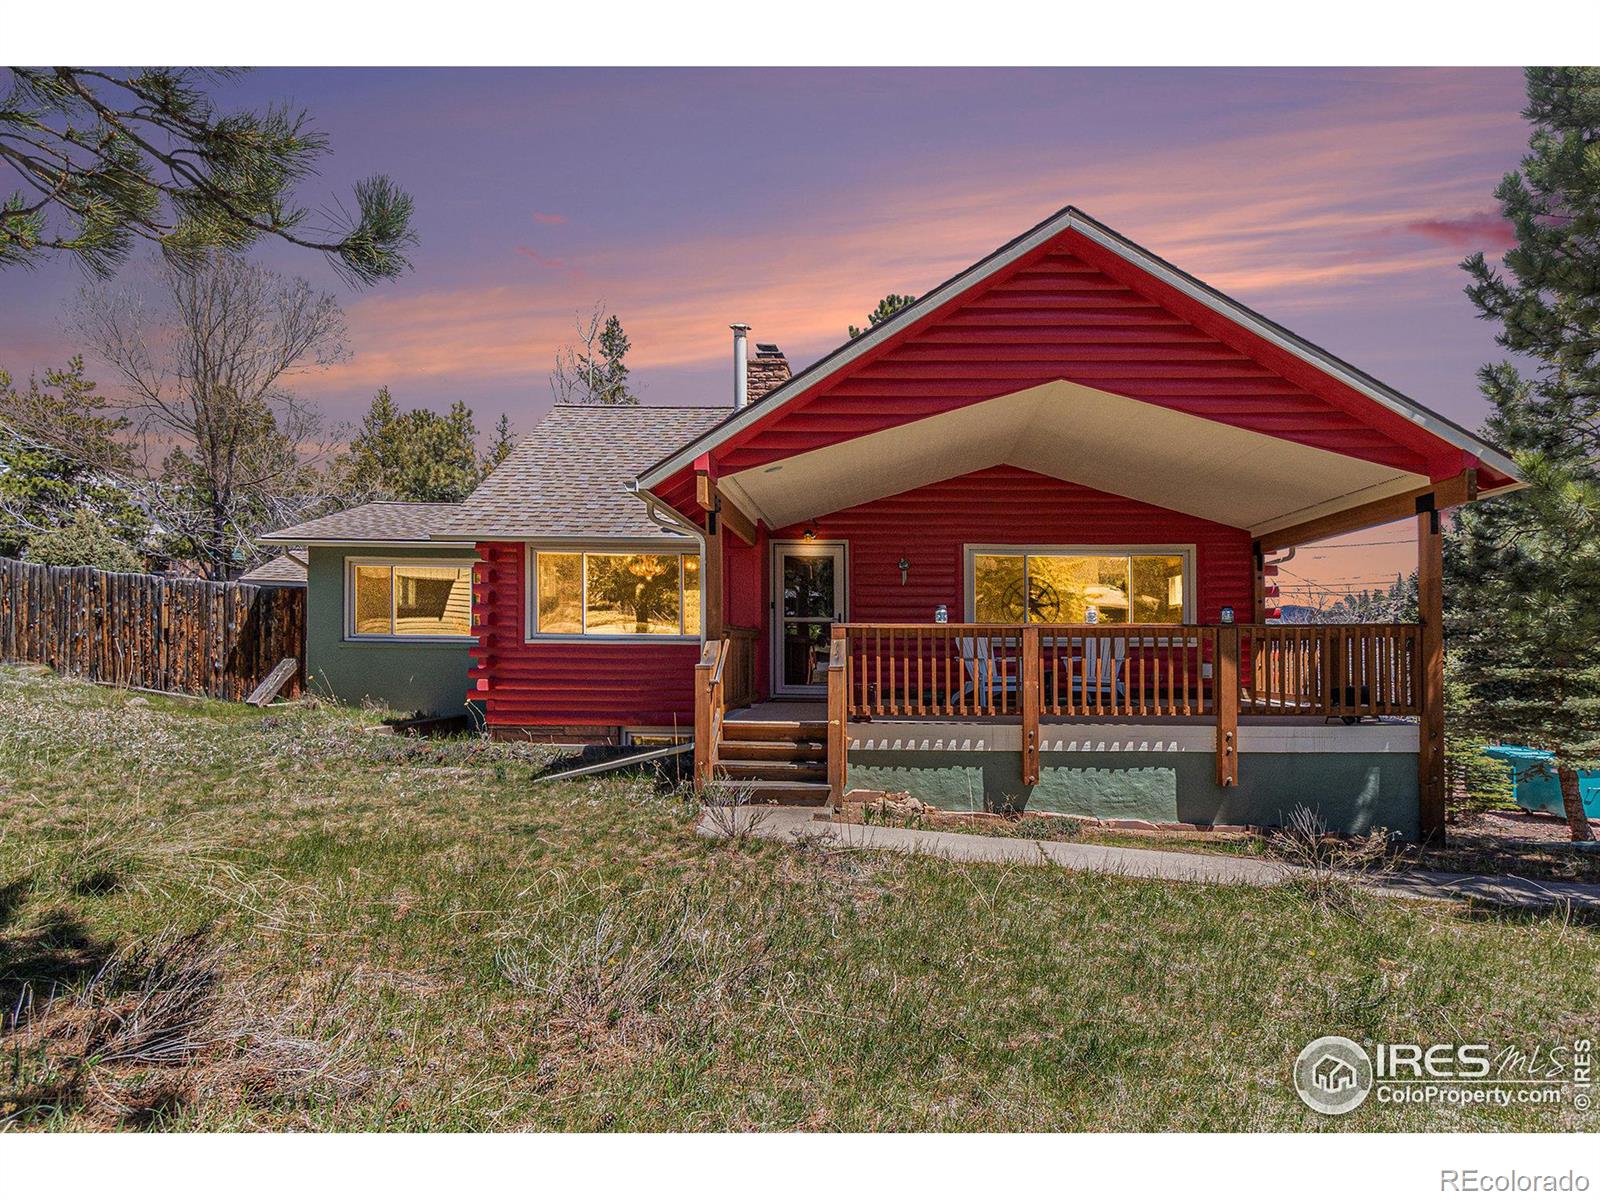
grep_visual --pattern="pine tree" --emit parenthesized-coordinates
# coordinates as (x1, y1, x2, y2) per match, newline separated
(849, 293, 917, 339)
(342, 389, 486, 503)
(550, 307, 638, 405)
(1446, 68, 1600, 841)
(581, 315, 637, 405)
(0, 357, 148, 562)
(1, 68, 415, 285)
(483, 414, 515, 473)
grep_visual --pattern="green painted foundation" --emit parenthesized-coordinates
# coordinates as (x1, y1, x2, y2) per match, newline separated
(305, 546, 474, 717)
(846, 749, 1420, 840)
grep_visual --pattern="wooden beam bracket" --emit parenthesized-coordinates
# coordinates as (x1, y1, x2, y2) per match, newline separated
(1257, 470, 1477, 552)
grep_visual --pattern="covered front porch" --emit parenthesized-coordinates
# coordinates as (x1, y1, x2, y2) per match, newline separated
(639, 209, 1523, 841)
(700, 617, 1426, 837)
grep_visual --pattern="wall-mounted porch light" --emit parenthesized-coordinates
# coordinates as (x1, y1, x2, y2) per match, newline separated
(802, 527, 816, 542)
(898, 556, 910, 585)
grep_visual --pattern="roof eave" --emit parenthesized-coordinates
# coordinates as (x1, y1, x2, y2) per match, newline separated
(258, 536, 477, 548)
(423, 530, 694, 545)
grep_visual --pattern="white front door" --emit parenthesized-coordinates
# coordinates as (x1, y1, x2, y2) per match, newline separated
(770, 542, 846, 696)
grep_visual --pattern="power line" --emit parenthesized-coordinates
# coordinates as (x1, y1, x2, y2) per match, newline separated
(1300, 537, 1415, 549)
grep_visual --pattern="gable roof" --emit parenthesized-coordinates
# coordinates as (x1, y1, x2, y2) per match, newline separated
(636, 205, 1522, 495)
(239, 550, 308, 587)
(260, 502, 468, 546)
(435, 404, 730, 541)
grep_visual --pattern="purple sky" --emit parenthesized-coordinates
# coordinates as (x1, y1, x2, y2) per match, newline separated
(0, 67, 1533, 600)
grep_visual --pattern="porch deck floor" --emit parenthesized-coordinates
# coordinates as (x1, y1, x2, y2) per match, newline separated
(727, 701, 827, 723)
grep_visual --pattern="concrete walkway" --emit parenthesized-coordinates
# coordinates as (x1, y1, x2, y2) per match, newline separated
(698, 806, 1600, 912)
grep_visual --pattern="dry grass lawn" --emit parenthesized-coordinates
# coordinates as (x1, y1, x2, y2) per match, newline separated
(1, 666, 1595, 1131)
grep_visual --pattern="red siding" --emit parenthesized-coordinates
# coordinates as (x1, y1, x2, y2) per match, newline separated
(472, 473, 1251, 726)
(769, 466, 1252, 625)
(656, 225, 1500, 504)
(471, 541, 699, 731)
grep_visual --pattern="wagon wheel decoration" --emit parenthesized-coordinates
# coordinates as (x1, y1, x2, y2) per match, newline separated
(999, 577, 1061, 622)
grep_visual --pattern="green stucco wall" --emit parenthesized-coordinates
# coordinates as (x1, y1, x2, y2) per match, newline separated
(304, 546, 474, 718)
(846, 749, 1419, 840)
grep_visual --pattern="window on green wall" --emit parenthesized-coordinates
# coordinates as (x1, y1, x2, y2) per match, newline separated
(347, 560, 474, 639)
(967, 547, 1191, 624)
(531, 550, 702, 638)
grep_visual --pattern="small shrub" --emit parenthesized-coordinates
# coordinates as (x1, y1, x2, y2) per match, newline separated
(1267, 806, 1395, 914)
(496, 888, 775, 1060)
(700, 782, 771, 843)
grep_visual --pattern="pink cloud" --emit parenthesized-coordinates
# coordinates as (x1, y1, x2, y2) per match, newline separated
(1402, 210, 1515, 250)
(531, 211, 567, 225)
(328, 74, 1527, 402)
(514, 245, 567, 269)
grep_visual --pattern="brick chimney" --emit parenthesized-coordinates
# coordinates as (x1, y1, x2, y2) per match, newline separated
(747, 342, 791, 404)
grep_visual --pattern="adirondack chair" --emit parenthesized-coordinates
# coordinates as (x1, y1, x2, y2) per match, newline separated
(956, 636, 1019, 705)
(1069, 634, 1127, 702)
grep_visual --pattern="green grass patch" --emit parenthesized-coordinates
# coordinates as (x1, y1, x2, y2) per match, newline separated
(0, 666, 1593, 1131)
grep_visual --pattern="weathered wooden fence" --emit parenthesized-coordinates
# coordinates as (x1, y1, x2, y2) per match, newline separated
(0, 557, 305, 701)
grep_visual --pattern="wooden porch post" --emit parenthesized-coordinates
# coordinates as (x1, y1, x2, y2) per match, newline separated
(1021, 624, 1041, 785)
(1215, 624, 1239, 787)
(704, 516, 725, 641)
(827, 627, 848, 806)
(1251, 541, 1267, 624)
(1417, 509, 1446, 844)
(694, 642, 717, 790)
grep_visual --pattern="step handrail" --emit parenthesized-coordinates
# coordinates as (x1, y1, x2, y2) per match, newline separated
(693, 638, 732, 789)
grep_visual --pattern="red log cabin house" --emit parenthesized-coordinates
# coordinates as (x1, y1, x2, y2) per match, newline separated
(429, 206, 1521, 843)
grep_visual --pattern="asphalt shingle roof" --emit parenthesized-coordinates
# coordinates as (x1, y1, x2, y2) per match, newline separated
(239, 551, 309, 587)
(439, 405, 729, 540)
(260, 502, 464, 545)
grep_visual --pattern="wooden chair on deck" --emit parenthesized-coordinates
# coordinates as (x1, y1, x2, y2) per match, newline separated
(956, 636, 1019, 707)
(1066, 635, 1127, 704)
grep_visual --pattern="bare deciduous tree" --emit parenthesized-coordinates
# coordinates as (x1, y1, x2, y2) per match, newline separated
(549, 302, 606, 405)
(72, 256, 348, 578)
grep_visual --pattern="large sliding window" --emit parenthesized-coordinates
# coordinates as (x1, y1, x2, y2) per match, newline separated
(967, 547, 1192, 625)
(347, 560, 475, 640)
(531, 550, 701, 638)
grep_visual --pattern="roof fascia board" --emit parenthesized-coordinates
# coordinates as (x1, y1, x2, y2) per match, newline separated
(259, 536, 476, 548)
(428, 531, 693, 547)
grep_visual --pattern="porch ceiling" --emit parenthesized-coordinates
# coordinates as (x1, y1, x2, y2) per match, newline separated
(718, 380, 1426, 536)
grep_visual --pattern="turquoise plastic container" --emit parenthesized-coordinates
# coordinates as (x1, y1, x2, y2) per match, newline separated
(1481, 745, 1600, 819)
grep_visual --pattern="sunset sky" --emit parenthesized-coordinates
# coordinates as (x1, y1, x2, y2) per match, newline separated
(0, 67, 1534, 603)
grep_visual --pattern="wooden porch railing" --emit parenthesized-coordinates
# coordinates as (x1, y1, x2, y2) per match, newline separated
(1242, 624, 1420, 719)
(694, 628, 760, 790)
(693, 638, 730, 790)
(830, 622, 1421, 794)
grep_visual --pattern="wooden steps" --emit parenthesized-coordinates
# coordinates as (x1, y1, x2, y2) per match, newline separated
(718, 759, 826, 781)
(716, 737, 827, 761)
(705, 779, 832, 805)
(712, 717, 831, 805)
(721, 719, 827, 742)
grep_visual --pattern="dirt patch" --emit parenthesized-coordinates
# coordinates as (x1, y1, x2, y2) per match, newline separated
(2, 926, 371, 1129)
(1411, 809, 1600, 883)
